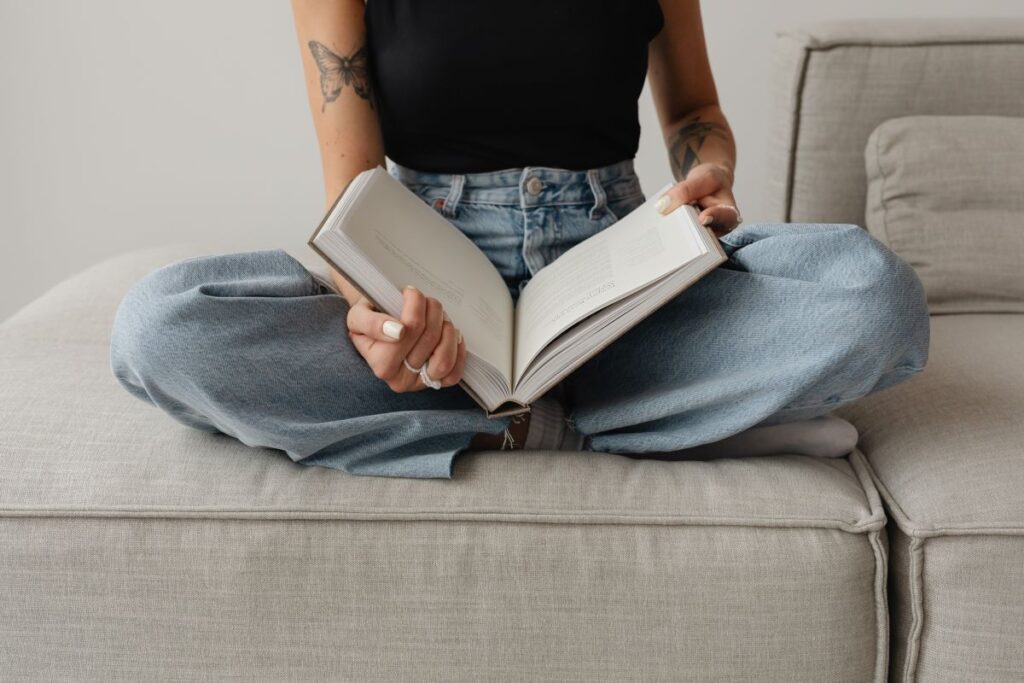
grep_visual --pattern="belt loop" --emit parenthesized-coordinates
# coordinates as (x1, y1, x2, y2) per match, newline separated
(586, 168, 607, 220)
(441, 174, 465, 218)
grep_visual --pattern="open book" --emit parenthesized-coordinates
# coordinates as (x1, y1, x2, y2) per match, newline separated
(309, 166, 726, 417)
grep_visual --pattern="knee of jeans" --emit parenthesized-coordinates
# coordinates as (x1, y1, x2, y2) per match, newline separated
(848, 232, 930, 372)
(109, 258, 206, 400)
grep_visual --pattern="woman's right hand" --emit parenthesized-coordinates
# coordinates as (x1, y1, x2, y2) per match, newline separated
(346, 286, 466, 393)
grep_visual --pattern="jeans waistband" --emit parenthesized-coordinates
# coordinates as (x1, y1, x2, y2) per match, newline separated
(387, 158, 644, 219)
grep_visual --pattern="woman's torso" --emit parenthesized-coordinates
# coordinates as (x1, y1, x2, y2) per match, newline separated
(366, 0, 664, 173)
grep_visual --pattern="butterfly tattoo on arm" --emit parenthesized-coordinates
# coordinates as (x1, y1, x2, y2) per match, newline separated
(308, 40, 375, 111)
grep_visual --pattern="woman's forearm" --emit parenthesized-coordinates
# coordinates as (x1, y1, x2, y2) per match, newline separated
(647, 1, 736, 186)
(292, 0, 385, 302)
(663, 104, 736, 184)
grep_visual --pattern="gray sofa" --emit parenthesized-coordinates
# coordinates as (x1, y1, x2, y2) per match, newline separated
(1, 18, 1021, 682)
(768, 17, 1024, 682)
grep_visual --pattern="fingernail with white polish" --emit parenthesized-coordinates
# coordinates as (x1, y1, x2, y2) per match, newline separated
(382, 320, 404, 340)
(404, 285, 417, 291)
(458, 332, 464, 345)
(655, 195, 670, 215)
(702, 216, 714, 227)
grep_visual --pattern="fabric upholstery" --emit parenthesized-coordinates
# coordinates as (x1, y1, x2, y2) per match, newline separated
(773, 19, 1024, 682)
(839, 314, 1024, 682)
(768, 17, 1024, 226)
(0, 246, 889, 681)
(865, 115, 1024, 314)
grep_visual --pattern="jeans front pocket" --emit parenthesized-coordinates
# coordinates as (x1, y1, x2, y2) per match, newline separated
(403, 183, 451, 215)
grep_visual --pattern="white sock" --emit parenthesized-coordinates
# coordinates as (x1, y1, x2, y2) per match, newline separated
(658, 415, 859, 460)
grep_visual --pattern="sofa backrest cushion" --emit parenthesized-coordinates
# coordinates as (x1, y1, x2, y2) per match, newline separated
(864, 115, 1024, 314)
(768, 18, 1024, 226)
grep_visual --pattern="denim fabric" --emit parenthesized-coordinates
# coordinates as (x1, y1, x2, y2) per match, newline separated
(391, 159, 645, 300)
(110, 159, 930, 478)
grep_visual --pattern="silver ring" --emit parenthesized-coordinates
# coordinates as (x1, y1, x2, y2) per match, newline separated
(403, 357, 442, 389)
(418, 361, 443, 390)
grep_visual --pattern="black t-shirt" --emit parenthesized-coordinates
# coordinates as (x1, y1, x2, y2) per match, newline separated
(365, 0, 664, 173)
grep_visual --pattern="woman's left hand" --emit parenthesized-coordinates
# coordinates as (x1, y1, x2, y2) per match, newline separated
(655, 162, 742, 236)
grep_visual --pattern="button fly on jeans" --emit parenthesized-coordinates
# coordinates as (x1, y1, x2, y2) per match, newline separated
(525, 176, 544, 196)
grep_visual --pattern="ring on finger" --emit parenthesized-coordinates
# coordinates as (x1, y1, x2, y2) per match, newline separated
(418, 361, 443, 390)
(403, 357, 442, 390)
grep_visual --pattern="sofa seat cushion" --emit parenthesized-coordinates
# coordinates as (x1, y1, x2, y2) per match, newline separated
(0, 246, 885, 527)
(842, 315, 1024, 531)
(0, 247, 890, 681)
(839, 314, 1024, 681)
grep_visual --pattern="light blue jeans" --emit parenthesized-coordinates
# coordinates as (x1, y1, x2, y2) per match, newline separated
(110, 159, 930, 478)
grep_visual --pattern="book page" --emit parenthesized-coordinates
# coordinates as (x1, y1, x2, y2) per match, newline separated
(511, 224, 724, 405)
(337, 169, 514, 384)
(513, 188, 705, 385)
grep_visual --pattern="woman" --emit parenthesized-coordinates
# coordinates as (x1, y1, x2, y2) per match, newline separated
(109, 0, 929, 478)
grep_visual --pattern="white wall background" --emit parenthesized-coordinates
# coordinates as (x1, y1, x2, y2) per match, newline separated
(1, 0, 1021, 321)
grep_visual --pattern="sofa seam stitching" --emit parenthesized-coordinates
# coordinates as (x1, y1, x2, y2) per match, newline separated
(804, 38, 1024, 52)
(782, 46, 812, 223)
(0, 509, 882, 532)
(853, 449, 921, 535)
(846, 450, 891, 683)
(850, 453, 1024, 537)
(846, 450, 888, 527)
(905, 535, 926, 682)
(873, 124, 895, 247)
(869, 527, 890, 683)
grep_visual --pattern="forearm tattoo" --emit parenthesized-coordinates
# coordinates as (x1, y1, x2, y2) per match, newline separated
(307, 40, 374, 111)
(667, 115, 729, 180)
